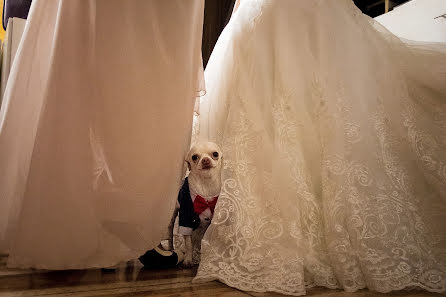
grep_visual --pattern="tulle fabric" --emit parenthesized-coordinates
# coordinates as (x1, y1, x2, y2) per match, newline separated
(0, 0, 204, 269)
(194, 0, 446, 295)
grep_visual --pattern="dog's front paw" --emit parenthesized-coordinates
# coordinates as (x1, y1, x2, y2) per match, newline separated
(180, 255, 193, 268)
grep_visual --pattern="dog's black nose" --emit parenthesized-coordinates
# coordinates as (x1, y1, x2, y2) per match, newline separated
(201, 158, 211, 166)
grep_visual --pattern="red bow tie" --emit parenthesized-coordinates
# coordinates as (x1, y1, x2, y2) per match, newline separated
(193, 195, 218, 215)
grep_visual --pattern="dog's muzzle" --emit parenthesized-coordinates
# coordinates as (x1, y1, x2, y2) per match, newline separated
(201, 157, 213, 170)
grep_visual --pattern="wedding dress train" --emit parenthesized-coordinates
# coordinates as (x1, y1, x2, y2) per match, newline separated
(195, 0, 446, 295)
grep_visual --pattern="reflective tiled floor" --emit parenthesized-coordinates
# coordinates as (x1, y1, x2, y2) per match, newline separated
(0, 255, 442, 296)
(0, 255, 249, 297)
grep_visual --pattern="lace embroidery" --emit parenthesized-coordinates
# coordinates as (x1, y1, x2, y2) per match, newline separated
(194, 0, 446, 295)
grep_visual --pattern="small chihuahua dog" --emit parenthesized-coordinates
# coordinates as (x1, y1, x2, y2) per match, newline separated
(167, 141, 222, 267)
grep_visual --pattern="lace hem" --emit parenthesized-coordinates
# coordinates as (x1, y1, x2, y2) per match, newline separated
(194, 271, 446, 296)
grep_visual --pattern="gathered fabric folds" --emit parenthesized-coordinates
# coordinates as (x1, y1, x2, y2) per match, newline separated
(0, 0, 204, 269)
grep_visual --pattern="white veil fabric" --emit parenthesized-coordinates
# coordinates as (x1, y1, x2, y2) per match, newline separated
(195, 0, 446, 295)
(0, 0, 204, 269)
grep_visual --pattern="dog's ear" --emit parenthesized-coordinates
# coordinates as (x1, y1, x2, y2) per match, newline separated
(186, 160, 191, 171)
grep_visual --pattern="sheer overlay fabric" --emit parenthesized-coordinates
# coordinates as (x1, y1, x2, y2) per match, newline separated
(194, 0, 446, 295)
(0, 0, 204, 269)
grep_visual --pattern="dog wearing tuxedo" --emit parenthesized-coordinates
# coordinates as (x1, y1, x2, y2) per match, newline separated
(139, 141, 222, 268)
(168, 141, 222, 267)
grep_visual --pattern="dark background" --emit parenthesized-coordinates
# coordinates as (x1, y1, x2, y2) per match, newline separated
(354, 0, 409, 17)
(202, 0, 410, 67)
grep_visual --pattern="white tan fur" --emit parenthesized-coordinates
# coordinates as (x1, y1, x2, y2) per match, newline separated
(167, 141, 222, 267)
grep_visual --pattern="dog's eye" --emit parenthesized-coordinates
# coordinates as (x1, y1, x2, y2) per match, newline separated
(212, 152, 219, 158)
(192, 154, 199, 162)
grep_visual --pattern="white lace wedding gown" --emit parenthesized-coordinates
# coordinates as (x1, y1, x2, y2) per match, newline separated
(194, 0, 446, 295)
(0, 0, 204, 269)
